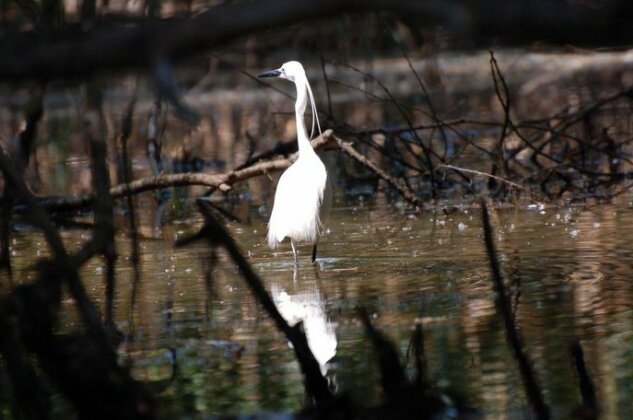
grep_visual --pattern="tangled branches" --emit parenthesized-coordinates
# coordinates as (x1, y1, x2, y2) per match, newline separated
(333, 51, 633, 206)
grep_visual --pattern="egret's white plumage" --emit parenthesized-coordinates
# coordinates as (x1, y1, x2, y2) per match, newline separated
(259, 61, 330, 265)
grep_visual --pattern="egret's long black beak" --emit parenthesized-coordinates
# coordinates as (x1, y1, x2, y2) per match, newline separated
(258, 69, 282, 78)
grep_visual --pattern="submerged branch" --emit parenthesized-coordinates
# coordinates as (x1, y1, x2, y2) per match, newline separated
(330, 132, 424, 207)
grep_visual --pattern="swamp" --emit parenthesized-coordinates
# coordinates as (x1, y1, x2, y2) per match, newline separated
(2, 0, 633, 418)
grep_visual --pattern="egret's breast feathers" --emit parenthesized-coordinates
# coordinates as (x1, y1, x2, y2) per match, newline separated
(267, 156, 327, 246)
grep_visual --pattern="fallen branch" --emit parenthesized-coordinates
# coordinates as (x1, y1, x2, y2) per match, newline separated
(330, 132, 424, 207)
(38, 129, 424, 211)
(40, 156, 294, 211)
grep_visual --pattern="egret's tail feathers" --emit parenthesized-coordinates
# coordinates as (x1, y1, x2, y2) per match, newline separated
(267, 215, 282, 248)
(266, 229, 282, 249)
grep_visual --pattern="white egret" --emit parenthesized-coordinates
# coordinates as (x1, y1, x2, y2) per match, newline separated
(259, 61, 330, 265)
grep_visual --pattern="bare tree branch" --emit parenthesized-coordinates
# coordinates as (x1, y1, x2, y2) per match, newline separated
(2, 0, 632, 83)
(39, 129, 424, 211)
(0, 0, 468, 82)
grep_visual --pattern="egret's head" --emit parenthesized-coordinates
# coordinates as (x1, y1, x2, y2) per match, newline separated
(258, 61, 305, 82)
(258, 60, 321, 139)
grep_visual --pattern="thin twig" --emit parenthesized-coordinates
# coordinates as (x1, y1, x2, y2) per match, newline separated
(320, 52, 333, 117)
(489, 51, 512, 177)
(438, 163, 548, 202)
(344, 63, 439, 200)
(331, 132, 423, 207)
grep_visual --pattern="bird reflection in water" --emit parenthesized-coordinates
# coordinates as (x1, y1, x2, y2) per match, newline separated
(270, 283, 337, 375)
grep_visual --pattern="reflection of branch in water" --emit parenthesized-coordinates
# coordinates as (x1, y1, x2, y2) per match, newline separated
(357, 307, 407, 399)
(480, 202, 550, 419)
(569, 341, 598, 418)
(406, 323, 428, 385)
(356, 307, 464, 416)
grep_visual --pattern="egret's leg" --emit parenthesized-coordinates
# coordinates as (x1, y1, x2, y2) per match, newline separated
(291, 239, 299, 266)
(311, 243, 317, 263)
(312, 257, 321, 279)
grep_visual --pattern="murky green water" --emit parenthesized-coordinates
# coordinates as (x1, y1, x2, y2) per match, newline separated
(7, 194, 633, 418)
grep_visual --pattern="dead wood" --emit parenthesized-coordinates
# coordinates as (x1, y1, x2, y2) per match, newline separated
(38, 129, 424, 212)
(84, 84, 118, 334)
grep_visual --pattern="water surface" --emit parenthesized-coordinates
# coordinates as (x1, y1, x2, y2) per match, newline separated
(8, 196, 633, 418)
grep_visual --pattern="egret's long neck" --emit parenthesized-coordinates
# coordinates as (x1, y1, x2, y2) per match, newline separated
(294, 77, 313, 156)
